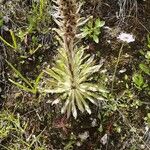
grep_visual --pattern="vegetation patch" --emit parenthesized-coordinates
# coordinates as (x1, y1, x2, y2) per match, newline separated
(0, 0, 150, 149)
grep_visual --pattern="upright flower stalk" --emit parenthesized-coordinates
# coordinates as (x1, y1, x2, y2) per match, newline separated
(53, 0, 79, 89)
(111, 32, 135, 92)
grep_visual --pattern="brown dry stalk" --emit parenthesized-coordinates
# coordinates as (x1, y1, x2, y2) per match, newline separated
(53, 0, 79, 89)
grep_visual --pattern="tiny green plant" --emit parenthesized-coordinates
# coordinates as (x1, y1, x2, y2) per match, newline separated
(0, 111, 27, 139)
(132, 49, 150, 90)
(139, 63, 150, 76)
(0, 29, 42, 56)
(6, 60, 43, 94)
(139, 36, 150, 75)
(0, 112, 14, 139)
(27, 1, 43, 34)
(0, 29, 42, 59)
(81, 18, 105, 43)
(132, 73, 147, 90)
(0, 111, 46, 149)
(22, 0, 49, 36)
(139, 35, 150, 76)
(144, 113, 150, 127)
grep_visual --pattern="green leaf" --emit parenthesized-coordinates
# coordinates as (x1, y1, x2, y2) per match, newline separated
(71, 91, 77, 118)
(116, 126, 121, 133)
(44, 68, 62, 82)
(83, 101, 91, 114)
(95, 19, 105, 28)
(81, 26, 91, 37)
(145, 51, 150, 60)
(35, 71, 44, 89)
(94, 28, 101, 35)
(76, 90, 91, 114)
(74, 89, 84, 112)
(93, 35, 99, 43)
(147, 34, 150, 48)
(6, 60, 33, 88)
(10, 30, 17, 49)
(44, 87, 68, 94)
(147, 113, 150, 118)
(88, 20, 93, 28)
(80, 91, 97, 105)
(139, 63, 150, 75)
(0, 35, 15, 49)
(61, 98, 70, 114)
(9, 79, 34, 93)
(0, 19, 3, 27)
(132, 73, 144, 88)
(67, 102, 72, 118)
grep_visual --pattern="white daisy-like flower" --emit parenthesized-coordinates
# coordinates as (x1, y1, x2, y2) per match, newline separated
(117, 32, 135, 43)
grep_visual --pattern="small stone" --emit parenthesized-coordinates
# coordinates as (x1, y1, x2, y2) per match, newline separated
(119, 68, 126, 73)
(100, 134, 108, 145)
(107, 40, 111, 43)
(145, 126, 149, 132)
(91, 119, 97, 127)
(78, 131, 89, 141)
(76, 141, 81, 147)
(140, 144, 145, 149)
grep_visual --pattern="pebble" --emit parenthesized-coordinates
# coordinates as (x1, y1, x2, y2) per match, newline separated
(100, 134, 108, 145)
(91, 118, 97, 127)
(78, 131, 89, 141)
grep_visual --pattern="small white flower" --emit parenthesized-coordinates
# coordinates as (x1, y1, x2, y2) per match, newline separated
(117, 32, 135, 43)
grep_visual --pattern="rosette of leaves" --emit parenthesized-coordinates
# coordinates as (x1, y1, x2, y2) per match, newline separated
(42, 47, 107, 118)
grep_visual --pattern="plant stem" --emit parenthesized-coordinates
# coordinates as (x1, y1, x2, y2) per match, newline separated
(111, 43, 124, 92)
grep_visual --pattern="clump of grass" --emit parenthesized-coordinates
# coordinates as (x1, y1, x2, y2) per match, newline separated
(0, 110, 46, 149)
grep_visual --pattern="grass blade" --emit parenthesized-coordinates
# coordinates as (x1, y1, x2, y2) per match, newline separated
(6, 60, 33, 88)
